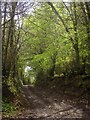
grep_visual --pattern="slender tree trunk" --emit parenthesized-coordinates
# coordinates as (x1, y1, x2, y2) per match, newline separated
(49, 52, 57, 79)
(2, 2, 7, 52)
(73, 3, 80, 73)
(3, 2, 17, 79)
(0, 1, 2, 83)
(85, 2, 90, 50)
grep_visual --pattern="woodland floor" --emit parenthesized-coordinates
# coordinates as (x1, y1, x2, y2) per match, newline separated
(2, 81, 90, 119)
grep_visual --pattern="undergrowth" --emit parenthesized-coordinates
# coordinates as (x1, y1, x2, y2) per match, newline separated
(2, 100, 16, 113)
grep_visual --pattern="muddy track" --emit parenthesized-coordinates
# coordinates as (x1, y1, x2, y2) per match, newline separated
(3, 85, 90, 119)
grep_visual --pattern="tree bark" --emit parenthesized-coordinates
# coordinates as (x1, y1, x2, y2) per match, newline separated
(73, 3, 80, 72)
(3, 2, 17, 79)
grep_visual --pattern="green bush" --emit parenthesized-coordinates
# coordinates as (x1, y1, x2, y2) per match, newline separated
(2, 101, 16, 113)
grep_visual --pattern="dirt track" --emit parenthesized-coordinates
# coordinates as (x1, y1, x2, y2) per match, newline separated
(3, 85, 90, 119)
(17, 85, 90, 119)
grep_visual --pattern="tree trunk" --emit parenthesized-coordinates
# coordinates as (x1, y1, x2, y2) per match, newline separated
(73, 3, 80, 73)
(0, 1, 2, 84)
(3, 2, 17, 79)
(49, 52, 57, 79)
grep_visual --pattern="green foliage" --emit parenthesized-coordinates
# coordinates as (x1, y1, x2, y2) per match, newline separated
(17, 2, 90, 85)
(2, 101, 16, 113)
(2, 2, 90, 88)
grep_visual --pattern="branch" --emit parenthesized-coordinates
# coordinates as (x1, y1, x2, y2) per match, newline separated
(47, 2, 74, 45)
(47, 2, 68, 32)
